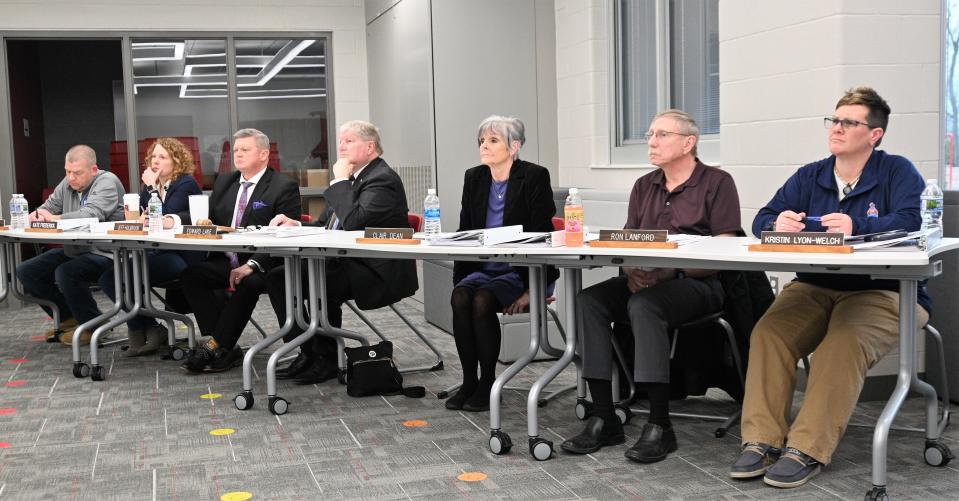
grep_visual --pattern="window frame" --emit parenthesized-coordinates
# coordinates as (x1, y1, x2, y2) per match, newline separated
(609, 0, 719, 168)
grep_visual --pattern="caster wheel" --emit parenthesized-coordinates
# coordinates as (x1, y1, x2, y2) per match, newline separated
(529, 437, 554, 461)
(234, 391, 254, 411)
(489, 430, 513, 455)
(337, 368, 347, 385)
(614, 404, 632, 425)
(924, 440, 954, 467)
(864, 486, 888, 501)
(537, 398, 548, 408)
(574, 398, 593, 420)
(73, 362, 90, 378)
(90, 365, 106, 381)
(437, 390, 450, 399)
(171, 347, 186, 361)
(269, 396, 289, 416)
(715, 427, 727, 438)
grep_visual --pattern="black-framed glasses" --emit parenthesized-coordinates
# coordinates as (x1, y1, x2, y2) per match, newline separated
(823, 117, 875, 131)
(643, 130, 691, 141)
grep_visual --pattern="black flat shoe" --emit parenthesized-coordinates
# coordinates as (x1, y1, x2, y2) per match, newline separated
(624, 423, 677, 463)
(293, 360, 338, 385)
(560, 416, 625, 454)
(276, 352, 313, 380)
(444, 387, 474, 410)
(461, 382, 492, 412)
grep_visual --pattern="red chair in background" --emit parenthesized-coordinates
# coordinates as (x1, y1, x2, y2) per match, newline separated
(407, 213, 423, 232)
(551, 216, 564, 231)
(299, 214, 313, 224)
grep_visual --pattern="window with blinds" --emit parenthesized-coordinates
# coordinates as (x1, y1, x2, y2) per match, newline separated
(618, 0, 720, 144)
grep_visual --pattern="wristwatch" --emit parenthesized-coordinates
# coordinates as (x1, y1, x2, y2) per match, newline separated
(246, 259, 263, 273)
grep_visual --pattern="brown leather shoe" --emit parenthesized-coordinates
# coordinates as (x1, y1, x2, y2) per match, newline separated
(44, 318, 78, 340)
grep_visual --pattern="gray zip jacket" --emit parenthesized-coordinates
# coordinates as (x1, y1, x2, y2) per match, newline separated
(39, 170, 124, 256)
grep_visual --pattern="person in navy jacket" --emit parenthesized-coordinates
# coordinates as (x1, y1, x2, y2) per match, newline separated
(99, 137, 202, 356)
(730, 87, 929, 489)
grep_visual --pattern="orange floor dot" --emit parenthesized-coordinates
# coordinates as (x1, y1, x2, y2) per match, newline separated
(0, 408, 16, 415)
(458, 472, 487, 482)
(403, 419, 428, 427)
(7, 359, 28, 364)
(5, 380, 25, 387)
(30, 336, 46, 341)
(220, 492, 253, 501)
(200, 393, 223, 399)
(209, 428, 236, 436)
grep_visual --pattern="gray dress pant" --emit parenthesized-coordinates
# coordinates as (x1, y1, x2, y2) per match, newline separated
(577, 274, 724, 383)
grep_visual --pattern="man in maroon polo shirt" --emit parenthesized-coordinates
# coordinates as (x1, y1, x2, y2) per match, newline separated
(561, 109, 742, 463)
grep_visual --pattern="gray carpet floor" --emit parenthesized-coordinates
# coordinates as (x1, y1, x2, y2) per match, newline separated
(0, 292, 956, 500)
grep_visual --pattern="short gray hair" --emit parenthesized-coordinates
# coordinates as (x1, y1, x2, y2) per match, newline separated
(652, 109, 700, 156)
(476, 115, 526, 160)
(233, 128, 270, 150)
(65, 144, 96, 166)
(339, 120, 383, 155)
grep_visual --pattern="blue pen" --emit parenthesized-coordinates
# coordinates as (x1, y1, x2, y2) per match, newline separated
(804, 216, 823, 222)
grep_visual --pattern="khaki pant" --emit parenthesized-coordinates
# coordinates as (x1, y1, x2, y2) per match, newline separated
(740, 282, 928, 464)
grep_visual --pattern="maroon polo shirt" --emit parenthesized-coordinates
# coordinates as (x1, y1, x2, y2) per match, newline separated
(624, 160, 742, 236)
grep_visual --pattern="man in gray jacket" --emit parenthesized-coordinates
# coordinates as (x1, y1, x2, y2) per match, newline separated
(17, 144, 124, 345)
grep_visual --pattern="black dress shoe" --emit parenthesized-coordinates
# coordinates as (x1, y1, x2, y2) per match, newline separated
(461, 382, 493, 412)
(624, 423, 677, 463)
(276, 352, 313, 380)
(560, 416, 625, 454)
(293, 360, 338, 385)
(204, 346, 244, 373)
(444, 386, 475, 410)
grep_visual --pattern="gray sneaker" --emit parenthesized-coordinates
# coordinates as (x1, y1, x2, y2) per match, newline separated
(729, 442, 781, 479)
(763, 447, 821, 488)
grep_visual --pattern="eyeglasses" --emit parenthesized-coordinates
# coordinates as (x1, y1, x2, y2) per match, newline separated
(823, 117, 875, 131)
(643, 130, 691, 141)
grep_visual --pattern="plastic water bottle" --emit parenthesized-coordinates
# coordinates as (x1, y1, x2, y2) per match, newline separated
(565, 188, 584, 247)
(17, 194, 28, 229)
(920, 179, 944, 234)
(423, 188, 441, 240)
(8, 194, 22, 229)
(148, 192, 163, 233)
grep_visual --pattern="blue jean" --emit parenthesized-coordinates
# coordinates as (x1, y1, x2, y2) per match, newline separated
(16, 248, 113, 324)
(100, 250, 189, 331)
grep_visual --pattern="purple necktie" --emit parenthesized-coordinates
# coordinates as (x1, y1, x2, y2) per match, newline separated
(228, 182, 253, 269)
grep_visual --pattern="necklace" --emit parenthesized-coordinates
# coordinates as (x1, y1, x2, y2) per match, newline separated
(834, 167, 862, 196)
(492, 181, 508, 199)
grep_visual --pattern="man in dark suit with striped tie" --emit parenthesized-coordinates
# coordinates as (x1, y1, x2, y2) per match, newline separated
(180, 128, 301, 373)
(267, 120, 418, 384)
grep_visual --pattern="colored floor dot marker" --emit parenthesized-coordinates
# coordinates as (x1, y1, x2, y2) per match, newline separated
(403, 419, 428, 428)
(5, 380, 26, 387)
(458, 472, 487, 482)
(209, 428, 235, 436)
(221, 492, 252, 501)
(30, 335, 46, 341)
(0, 408, 16, 416)
(7, 359, 28, 364)
(0, 442, 10, 448)
(200, 393, 223, 399)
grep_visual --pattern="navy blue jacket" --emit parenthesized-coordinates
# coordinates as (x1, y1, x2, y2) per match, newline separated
(752, 149, 930, 312)
(140, 174, 203, 264)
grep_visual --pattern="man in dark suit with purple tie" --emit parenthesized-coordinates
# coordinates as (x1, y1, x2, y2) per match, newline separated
(180, 128, 301, 373)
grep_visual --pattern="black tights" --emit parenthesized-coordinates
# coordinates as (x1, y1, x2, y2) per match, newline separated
(450, 287, 503, 392)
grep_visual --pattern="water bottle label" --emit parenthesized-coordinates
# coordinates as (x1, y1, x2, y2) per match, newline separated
(424, 208, 440, 219)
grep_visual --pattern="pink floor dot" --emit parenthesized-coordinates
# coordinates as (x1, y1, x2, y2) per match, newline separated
(0, 442, 10, 448)
(8, 359, 28, 364)
(5, 380, 26, 387)
(0, 408, 16, 415)
(30, 336, 46, 341)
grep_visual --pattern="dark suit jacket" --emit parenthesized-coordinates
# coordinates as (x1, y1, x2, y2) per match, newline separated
(210, 167, 301, 272)
(140, 173, 203, 264)
(317, 157, 418, 309)
(453, 159, 559, 288)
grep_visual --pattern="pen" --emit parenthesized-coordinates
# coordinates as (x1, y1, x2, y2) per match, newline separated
(804, 216, 823, 222)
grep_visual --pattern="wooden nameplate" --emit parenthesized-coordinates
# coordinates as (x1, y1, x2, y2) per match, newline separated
(108, 222, 147, 236)
(25, 227, 63, 233)
(589, 240, 678, 249)
(108, 229, 149, 236)
(356, 237, 421, 245)
(175, 225, 222, 239)
(748, 243, 853, 254)
(0, 227, 8, 231)
(175, 233, 222, 240)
